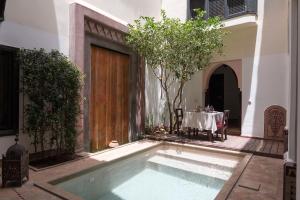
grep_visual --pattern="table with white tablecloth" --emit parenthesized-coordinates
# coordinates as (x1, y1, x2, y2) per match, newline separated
(182, 111, 224, 133)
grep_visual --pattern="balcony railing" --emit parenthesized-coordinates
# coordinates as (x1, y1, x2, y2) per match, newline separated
(190, 0, 257, 20)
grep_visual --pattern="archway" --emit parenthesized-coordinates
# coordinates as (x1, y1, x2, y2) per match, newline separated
(205, 64, 241, 134)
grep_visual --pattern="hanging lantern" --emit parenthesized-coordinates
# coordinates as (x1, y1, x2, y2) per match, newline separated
(2, 134, 29, 187)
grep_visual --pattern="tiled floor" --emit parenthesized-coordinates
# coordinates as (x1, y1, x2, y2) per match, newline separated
(145, 134, 284, 158)
(0, 140, 284, 200)
(228, 156, 283, 200)
(0, 183, 62, 200)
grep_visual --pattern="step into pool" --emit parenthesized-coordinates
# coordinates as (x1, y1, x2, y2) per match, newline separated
(52, 143, 248, 200)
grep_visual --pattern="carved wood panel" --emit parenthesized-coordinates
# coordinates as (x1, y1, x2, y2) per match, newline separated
(90, 46, 129, 151)
(84, 18, 126, 45)
(264, 105, 286, 140)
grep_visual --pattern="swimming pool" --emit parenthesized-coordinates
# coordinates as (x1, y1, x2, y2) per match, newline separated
(49, 143, 250, 200)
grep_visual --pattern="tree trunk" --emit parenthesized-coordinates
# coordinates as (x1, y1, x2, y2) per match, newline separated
(172, 81, 185, 131)
(156, 68, 174, 134)
(172, 81, 184, 114)
(165, 88, 173, 134)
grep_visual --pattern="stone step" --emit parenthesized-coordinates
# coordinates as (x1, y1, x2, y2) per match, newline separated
(155, 151, 234, 173)
(155, 148, 240, 169)
(147, 155, 233, 181)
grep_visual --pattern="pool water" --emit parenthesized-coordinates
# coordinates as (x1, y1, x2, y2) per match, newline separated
(55, 145, 241, 200)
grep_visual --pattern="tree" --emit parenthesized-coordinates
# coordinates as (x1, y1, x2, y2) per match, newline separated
(126, 10, 227, 133)
(19, 49, 83, 155)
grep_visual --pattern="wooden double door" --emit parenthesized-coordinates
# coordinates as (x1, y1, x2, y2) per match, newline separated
(90, 46, 129, 151)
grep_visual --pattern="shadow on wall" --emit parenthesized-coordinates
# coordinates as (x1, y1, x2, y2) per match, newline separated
(145, 63, 191, 129)
(2, 0, 65, 53)
(82, 0, 161, 24)
(242, 0, 289, 137)
(1, 0, 64, 155)
(145, 65, 167, 127)
(181, 71, 203, 110)
(241, 0, 265, 137)
(134, 58, 145, 139)
(145, 63, 185, 127)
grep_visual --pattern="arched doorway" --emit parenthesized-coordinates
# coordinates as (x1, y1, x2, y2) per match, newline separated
(205, 65, 241, 134)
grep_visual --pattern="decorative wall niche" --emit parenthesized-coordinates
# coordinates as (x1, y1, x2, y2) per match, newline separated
(264, 105, 286, 141)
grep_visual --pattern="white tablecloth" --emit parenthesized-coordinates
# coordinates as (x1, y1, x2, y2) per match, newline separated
(182, 111, 224, 133)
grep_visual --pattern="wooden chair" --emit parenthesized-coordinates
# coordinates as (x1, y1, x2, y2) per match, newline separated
(216, 110, 230, 141)
(175, 108, 183, 136)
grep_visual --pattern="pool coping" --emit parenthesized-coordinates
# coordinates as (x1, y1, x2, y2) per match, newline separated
(215, 148, 252, 200)
(34, 140, 252, 200)
(161, 142, 253, 200)
(30, 140, 161, 172)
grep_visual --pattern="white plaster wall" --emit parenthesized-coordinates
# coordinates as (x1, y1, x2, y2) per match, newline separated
(235, 0, 289, 137)
(0, 0, 162, 54)
(241, 53, 289, 137)
(183, 0, 290, 137)
(145, 67, 205, 128)
(0, 0, 69, 54)
(82, 0, 162, 23)
(144, 0, 188, 125)
(288, 0, 297, 164)
(145, 0, 197, 126)
(162, 0, 188, 21)
(0, 0, 70, 156)
(183, 71, 204, 110)
(145, 65, 165, 126)
(145, 0, 290, 138)
(0, 0, 162, 155)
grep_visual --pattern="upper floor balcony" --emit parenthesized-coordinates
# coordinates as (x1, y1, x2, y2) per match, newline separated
(190, 0, 258, 29)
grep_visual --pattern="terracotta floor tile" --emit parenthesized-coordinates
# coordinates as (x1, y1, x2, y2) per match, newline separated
(228, 156, 283, 200)
(0, 141, 284, 200)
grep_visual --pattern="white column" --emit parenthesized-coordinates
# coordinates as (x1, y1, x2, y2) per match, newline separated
(292, 0, 300, 198)
(289, 0, 298, 162)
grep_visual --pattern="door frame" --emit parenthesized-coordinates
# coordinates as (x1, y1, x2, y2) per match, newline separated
(84, 33, 139, 151)
(205, 64, 242, 131)
(70, 4, 145, 152)
(207, 73, 224, 111)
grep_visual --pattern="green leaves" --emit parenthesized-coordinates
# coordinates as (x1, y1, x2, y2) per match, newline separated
(19, 48, 83, 154)
(126, 9, 227, 131)
(126, 10, 226, 81)
(126, 9, 227, 82)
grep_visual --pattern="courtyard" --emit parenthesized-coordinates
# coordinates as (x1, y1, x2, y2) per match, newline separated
(0, 0, 299, 199)
(0, 140, 283, 200)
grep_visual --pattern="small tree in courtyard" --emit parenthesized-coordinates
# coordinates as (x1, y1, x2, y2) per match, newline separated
(19, 49, 83, 156)
(126, 10, 227, 133)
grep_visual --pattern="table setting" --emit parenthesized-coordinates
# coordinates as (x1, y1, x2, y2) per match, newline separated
(182, 105, 224, 134)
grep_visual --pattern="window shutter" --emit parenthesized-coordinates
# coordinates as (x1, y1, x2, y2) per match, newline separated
(208, 0, 225, 18)
(227, 0, 246, 16)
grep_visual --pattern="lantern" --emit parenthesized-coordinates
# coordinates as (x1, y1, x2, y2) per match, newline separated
(2, 135, 29, 187)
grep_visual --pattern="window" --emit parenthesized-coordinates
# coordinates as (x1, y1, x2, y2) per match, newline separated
(189, 0, 257, 20)
(0, 0, 6, 22)
(190, 0, 206, 18)
(228, 0, 246, 16)
(0, 45, 19, 136)
(208, 0, 225, 18)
